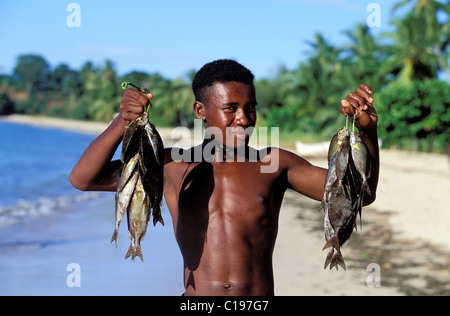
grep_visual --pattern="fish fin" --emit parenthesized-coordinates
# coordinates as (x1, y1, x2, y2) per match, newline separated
(152, 206, 165, 226)
(324, 250, 334, 270)
(110, 230, 118, 247)
(329, 251, 346, 271)
(135, 244, 144, 262)
(125, 243, 135, 261)
(322, 236, 340, 252)
(335, 252, 347, 271)
(330, 257, 337, 270)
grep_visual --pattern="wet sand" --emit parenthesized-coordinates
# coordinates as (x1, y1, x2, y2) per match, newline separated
(2, 114, 449, 296)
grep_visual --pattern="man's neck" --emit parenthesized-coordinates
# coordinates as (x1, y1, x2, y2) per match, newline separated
(201, 139, 258, 163)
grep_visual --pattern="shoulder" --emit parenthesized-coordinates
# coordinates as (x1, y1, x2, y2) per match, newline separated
(259, 147, 311, 167)
(255, 147, 315, 176)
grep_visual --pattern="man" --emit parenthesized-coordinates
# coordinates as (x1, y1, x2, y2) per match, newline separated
(70, 59, 379, 296)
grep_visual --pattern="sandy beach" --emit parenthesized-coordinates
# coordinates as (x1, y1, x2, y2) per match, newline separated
(2, 114, 449, 296)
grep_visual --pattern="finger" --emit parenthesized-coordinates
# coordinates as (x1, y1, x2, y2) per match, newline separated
(125, 88, 147, 101)
(356, 87, 374, 105)
(360, 83, 373, 95)
(340, 99, 354, 117)
(348, 93, 365, 110)
(120, 101, 144, 117)
(346, 93, 363, 109)
(126, 89, 153, 109)
(141, 88, 154, 101)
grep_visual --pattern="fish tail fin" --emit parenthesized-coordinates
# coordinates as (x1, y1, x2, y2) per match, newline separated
(323, 250, 334, 270)
(330, 256, 338, 270)
(329, 251, 346, 271)
(334, 252, 347, 271)
(322, 236, 340, 252)
(152, 206, 165, 227)
(125, 243, 135, 262)
(135, 243, 144, 262)
(110, 230, 119, 247)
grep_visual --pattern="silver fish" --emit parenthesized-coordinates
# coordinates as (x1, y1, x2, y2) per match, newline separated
(321, 126, 371, 271)
(121, 114, 147, 163)
(111, 171, 139, 247)
(328, 127, 349, 165)
(323, 183, 353, 270)
(117, 153, 139, 193)
(125, 176, 151, 262)
(113, 110, 165, 262)
(350, 131, 371, 196)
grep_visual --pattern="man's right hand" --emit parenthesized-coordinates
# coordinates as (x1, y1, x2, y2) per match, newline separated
(120, 88, 154, 124)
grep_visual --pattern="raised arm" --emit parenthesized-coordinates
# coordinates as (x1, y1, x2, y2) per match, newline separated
(69, 89, 152, 192)
(285, 83, 379, 206)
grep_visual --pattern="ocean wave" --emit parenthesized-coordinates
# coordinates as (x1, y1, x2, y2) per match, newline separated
(0, 193, 100, 229)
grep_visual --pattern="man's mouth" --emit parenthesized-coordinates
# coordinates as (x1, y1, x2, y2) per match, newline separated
(230, 126, 254, 135)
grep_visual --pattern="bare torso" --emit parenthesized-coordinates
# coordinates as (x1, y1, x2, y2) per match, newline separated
(163, 146, 288, 296)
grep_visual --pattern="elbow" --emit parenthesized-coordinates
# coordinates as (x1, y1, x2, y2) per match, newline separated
(69, 170, 89, 192)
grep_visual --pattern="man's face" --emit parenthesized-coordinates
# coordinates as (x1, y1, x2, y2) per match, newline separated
(198, 81, 257, 150)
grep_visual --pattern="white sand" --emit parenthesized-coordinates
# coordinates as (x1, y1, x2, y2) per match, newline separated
(0, 114, 110, 135)
(274, 150, 450, 296)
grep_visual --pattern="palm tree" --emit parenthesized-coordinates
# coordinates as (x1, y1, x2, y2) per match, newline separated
(341, 24, 387, 91)
(391, 0, 450, 82)
(294, 33, 346, 137)
(382, 11, 441, 82)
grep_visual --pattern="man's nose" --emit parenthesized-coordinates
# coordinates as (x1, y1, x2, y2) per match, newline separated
(235, 109, 251, 126)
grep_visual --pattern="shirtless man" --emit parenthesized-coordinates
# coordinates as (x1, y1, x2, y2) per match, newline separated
(70, 59, 379, 296)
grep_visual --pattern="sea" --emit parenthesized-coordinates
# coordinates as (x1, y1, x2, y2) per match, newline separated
(0, 121, 184, 296)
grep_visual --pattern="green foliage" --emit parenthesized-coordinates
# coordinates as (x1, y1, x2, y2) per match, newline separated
(0, 93, 16, 115)
(377, 79, 450, 151)
(13, 54, 50, 93)
(1, 0, 449, 152)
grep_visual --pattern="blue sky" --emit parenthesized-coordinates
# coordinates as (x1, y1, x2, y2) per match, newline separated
(1, 0, 406, 79)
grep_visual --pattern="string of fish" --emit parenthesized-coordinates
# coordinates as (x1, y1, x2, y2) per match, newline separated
(110, 82, 165, 262)
(320, 114, 372, 270)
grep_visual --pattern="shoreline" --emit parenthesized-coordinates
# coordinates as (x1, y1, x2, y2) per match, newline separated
(0, 114, 109, 135)
(0, 114, 187, 147)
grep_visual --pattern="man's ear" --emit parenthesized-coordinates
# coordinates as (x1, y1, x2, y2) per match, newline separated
(193, 101, 207, 121)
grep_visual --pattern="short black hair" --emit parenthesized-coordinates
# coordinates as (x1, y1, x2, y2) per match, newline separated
(192, 59, 255, 103)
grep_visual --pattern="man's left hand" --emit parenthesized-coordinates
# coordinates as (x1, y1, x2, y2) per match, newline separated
(340, 83, 378, 132)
